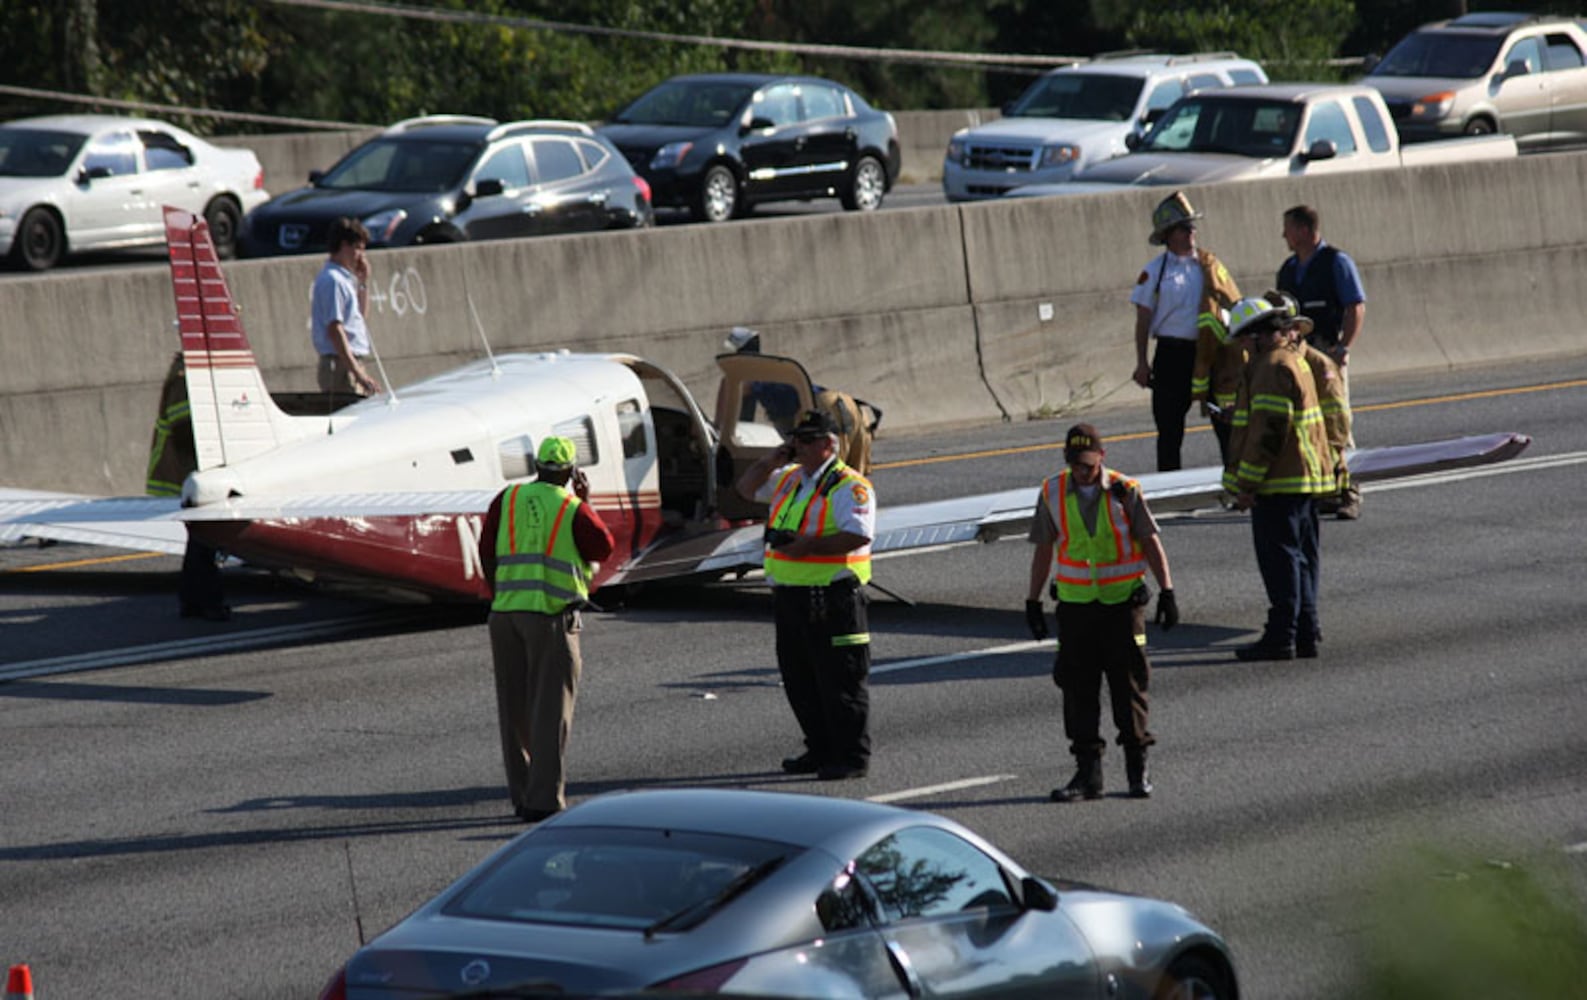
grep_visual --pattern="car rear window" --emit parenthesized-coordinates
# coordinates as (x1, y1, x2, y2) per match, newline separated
(445, 826, 799, 931)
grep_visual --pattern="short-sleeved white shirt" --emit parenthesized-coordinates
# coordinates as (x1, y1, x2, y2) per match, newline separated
(310, 260, 370, 357)
(756, 456, 876, 543)
(1129, 250, 1203, 342)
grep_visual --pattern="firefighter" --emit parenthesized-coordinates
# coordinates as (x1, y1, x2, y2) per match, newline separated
(1221, 298, 1336, 661)
(1265, 289, 1353, 498)
(736, 409, 876, 781)
(1025, 423, 1178, 801)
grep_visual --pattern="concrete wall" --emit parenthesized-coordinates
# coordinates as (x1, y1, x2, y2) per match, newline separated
(3, 152, 1584, 494)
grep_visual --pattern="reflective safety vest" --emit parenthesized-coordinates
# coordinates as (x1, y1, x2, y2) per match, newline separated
(1042, 468, 1147, 605)
(763, 459, 873, 586)
(492, 482, 591, 614)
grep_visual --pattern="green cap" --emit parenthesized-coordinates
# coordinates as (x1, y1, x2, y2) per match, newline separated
(536, 436, 576, 470)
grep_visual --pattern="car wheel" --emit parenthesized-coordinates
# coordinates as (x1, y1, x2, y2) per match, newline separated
(204, 198, 242, 260)
(10, 207, 64, 271)
(1463, 117, 1495, 136)
(1153, 953, 1234, 1000)
(841, 155, 886, 212)
(693, 165, 738, 223)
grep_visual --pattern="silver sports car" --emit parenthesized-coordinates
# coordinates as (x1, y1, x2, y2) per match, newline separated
(318, 789, 1237, 999)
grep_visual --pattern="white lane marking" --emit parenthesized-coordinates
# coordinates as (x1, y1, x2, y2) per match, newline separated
(1368, 450, 1587, 493)
(0, 610, 410, 682)
(873, 639, 1048, 675)
(869, 774, 1018, 804)
(1564, 841, 1587, 855)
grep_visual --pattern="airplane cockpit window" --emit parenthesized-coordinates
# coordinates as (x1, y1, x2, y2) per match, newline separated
(554, 416, 600, 467)
(730, 380, 801, 447)
(616, 399, 647, 459)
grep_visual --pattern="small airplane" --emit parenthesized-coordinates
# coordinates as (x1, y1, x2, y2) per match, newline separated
(0, 207, 1532, 603)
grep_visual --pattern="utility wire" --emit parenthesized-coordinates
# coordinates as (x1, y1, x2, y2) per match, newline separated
(0, 83, 373, 130)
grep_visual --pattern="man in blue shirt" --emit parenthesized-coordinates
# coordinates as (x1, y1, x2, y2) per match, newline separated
(1277, 205, 1366, 519)
(310, 218, 382, 397)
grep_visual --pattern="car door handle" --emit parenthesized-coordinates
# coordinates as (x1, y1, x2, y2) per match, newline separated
(521, 205, 542, 215)
(845, 128, 856, 140)
(795, 137, 807, 149)
(883, 940, 923, 999)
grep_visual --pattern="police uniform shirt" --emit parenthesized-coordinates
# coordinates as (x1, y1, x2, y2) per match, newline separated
(1129, 251, 1204, 342)
(755, 456, 876, 579)
(310, 260, 372, 357)
(1028, 477, 1160, 546)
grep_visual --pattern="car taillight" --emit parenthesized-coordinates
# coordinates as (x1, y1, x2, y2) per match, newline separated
(631, 175, 652, 204)
(253, 168, 265, 191)
(317, 967, 347, 1000)
(649, 957, 747, 992)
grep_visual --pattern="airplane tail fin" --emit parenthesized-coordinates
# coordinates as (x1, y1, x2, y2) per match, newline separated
(164, 205, 297, 471)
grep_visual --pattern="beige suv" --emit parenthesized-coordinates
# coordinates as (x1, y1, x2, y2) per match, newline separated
(1365, 11, 1587, 149)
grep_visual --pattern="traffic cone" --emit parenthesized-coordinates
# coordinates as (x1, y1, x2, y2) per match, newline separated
(4, 965, 32, 1000)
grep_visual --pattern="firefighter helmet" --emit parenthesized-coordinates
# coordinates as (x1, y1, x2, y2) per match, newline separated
(1226, 297, 1283, 339)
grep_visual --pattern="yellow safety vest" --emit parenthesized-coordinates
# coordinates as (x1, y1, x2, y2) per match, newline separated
(492, 482, 590, 614)
(763, 460, 873, 586)
(1043, 468, 1147, 605)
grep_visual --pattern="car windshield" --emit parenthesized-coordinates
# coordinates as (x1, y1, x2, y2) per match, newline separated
(1141, 96, 1301, 157)
(0, 129, 87, 177)
(1372, 31, 1504, 78)
(611, 80, 758, 127)
(1007, 73, 1144, 121)
(444, 826, 797, 931)
(317, 138, 480, 193)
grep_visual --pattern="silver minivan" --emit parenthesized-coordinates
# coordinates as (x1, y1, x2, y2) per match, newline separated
(1365, 11, 1587, 148)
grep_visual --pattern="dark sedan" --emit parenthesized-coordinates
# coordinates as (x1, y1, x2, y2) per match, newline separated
(241, 115, 651, 256)
(598, 74, 901, 223)
(316, 788, 1238, 999)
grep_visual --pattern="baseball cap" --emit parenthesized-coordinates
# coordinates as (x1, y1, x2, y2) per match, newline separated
(536, 436, 577, 470)
(790, 409, 839, 440)
(1063, 423, 1104, 462)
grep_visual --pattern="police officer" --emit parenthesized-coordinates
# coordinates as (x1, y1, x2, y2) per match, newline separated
(1026, 424, 1178, 801)
(736, 409, 876, 781)
(1221, 299, 1336, 661)
(1277, 204, 1366, 518)
(479, 436, 614, 822)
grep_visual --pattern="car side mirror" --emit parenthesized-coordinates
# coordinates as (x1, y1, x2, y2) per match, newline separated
(78, 165, 113, 183)
(1501, 59, 1530, 81)
(1361, 52, 1381, 74)
(1020, 876, 1058, 912)
(308, 169, 325, 185)
(744, 116, 776, 133)
(1300, 138, 1337, 162)
(474, 177, 505, 198)
(1125, 131, 1143, 151)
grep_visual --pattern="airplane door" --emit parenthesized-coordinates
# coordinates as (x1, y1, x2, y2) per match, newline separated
(714, 352, 815, 520)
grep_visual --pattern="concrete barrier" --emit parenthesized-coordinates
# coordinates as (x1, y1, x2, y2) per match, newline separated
(2, 151, 1584, 495)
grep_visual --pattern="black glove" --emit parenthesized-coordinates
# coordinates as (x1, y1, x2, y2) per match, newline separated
(1025, 599, 1049, 641)
(1154, 589, 1179, 630)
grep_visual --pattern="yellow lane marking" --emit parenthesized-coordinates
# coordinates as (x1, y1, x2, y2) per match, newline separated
(4, 551, 169, 573)
(873, 378, 1583, 471)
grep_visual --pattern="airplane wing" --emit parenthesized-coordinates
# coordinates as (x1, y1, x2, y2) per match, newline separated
(601, 431, 1532, 585)
(0, 490, 189, 554)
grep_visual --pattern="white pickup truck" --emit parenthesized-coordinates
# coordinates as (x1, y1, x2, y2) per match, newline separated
(1008, 83, 1516, 193)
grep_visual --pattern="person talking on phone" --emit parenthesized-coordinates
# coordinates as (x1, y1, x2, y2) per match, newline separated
(736, 410, 876, 781)
(479, 436, 613, 822)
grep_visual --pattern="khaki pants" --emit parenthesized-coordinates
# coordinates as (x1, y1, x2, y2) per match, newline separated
(488, 609, 582, 813)
(317, 354, 370, 396)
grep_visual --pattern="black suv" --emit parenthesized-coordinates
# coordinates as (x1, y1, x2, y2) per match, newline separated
(242, 116, 652, 256)
(598, 74, 901, 223)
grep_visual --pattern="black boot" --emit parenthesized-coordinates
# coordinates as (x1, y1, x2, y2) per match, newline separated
(1125, 747, 1153, 799)
(1050, 757, 1103, 802)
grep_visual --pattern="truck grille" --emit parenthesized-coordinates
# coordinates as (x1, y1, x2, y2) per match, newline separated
(964, 143, 1037, 172)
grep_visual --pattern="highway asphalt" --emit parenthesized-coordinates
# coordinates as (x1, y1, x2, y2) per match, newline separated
(2, 354, 1585, 998)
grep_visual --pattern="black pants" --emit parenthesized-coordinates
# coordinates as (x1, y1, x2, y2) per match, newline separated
(1150, 338, 1197, 471)
(1250, 494, 1321, 645)
(774, 580, 871, 769)
(1053, 598, 1153, 759)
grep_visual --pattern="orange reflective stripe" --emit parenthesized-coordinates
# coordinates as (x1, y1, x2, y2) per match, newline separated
(545, 494, 574, 555)
(506, 484, 522, 552)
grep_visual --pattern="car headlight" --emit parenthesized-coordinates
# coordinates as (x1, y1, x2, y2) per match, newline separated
(1409, 91, 1455, 120)
(1040, 143, 1080, 167)
(946, 138, 965, 162)
(650, 141, 694, 171)
(363, 208, 408, 244)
